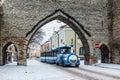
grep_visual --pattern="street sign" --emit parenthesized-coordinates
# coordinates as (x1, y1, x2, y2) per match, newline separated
(95, 43, 99, 48)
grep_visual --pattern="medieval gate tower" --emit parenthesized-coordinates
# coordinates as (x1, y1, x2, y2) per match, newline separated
(0, 0, 120, 66)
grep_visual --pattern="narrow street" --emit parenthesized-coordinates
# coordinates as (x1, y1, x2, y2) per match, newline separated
(0, 58, 120, 80)
(1, 0, 120, 80)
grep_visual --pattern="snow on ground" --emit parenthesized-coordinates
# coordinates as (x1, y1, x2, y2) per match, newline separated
(0, 59, 120, 80)
(0, 59, 83, 80)
(80, 60, 120, 77)
(95, 63, 120, 70)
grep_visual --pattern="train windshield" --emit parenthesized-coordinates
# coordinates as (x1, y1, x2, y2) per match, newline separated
(60, 48, 71, 54)
(57, 46, 71, 54)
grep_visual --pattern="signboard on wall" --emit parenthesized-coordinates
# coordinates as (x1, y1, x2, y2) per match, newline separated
(95, 43, 99, 48)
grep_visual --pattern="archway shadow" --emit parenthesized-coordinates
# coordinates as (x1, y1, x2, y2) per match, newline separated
(2, 42, 18, 65)
(100, 44, 109, 63)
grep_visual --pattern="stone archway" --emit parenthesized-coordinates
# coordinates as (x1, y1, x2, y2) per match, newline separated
(111, 44, 120, 64)
(2, 42, 18, 65)
(26, 9, 91, 64)
(2, 42, 12, 65)
(100, 44, 109, 63)
(0, 37, 27, 66)
(1, 0, 119, 66)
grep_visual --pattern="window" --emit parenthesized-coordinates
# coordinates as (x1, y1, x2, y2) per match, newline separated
(79, 47, 85, 55)
(71, 38, 73, 45)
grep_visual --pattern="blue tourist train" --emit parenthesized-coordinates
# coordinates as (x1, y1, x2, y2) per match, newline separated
(40, 46, 80, 67)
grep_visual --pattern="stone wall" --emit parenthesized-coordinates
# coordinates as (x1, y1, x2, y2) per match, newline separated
(1, 0, 119, 65)
(0, 37, 27, 65)
(111, 0, 120, 64)
(0, 1, 3, 65)
(1, 0, 108, 39)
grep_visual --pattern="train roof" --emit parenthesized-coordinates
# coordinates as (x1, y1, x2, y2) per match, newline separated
(51, 49, 57, 51)
(57, 46, 71, 49)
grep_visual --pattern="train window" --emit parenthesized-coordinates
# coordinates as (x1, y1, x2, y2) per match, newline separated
(44, 53, 45, 57)
(46, 52, 48, 57)
(61, 49, 64, 53)
(48, 52, 50, 56)
(48, 52, 49, 57)
(48, 52, 49, 56)
(49, 52, 51, 57)
(54, 50, 56, 56)
(51, 52, 52, 57)
(52, 52, 53, 56)
(41, 53, 43, 57)
(44, 52, 45, 57)
(50, 52, 52, 57)
(48, 52, 50, 57)
(45, 52, 47, 57)
(53, 52, 56, 56)
(52, 51, 54, 56)
(53, 51, 55, 57)
(56, 50, 58, 54)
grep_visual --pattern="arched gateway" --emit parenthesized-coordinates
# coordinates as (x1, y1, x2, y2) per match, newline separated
(2, 0, 118, 65)
(100, 44, 109, 63)
(0, 9, 92, 66)
(1, 37, 27, 65)
(26, 9, 91, 65)
(2, 42, 18, 65)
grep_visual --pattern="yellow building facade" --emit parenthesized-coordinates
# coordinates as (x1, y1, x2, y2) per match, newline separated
(41, 25, 84, 58)
(29, 43, 41, 57)
(50, 25, 84, 57)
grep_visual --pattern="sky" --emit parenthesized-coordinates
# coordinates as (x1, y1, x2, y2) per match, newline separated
(40, 20, 65, 45)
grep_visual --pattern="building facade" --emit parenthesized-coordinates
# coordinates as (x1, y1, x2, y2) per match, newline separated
(44, 25, 84, 58)
(28, 43, 40, 58)
(40, 41, 49, 52)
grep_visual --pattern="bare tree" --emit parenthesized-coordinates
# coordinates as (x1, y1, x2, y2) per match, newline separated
(29, 29, 45, 45)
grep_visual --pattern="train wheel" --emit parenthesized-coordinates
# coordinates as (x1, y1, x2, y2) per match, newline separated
(56, 63, 59, 66)
(75, 65, 79, 67)
(62, 61, 65, 67)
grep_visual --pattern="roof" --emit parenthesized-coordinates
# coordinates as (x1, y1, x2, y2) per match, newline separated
(60, 24, 68, 29)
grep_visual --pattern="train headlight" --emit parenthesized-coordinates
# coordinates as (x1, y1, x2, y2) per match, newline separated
(63, 55, 68, 60)
(63, 54, 68, 60)
(64, 55, 67, 58)
(64, 57, 67, 60)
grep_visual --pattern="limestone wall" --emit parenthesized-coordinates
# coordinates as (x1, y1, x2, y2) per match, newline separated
(0, 0, 114, 65)
(1, 0, 108, 41)
(1, 0, 109, 52)
(111, 0, 120, 64)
